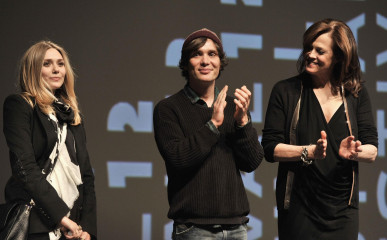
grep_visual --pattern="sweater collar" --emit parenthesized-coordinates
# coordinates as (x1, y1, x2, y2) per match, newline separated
(183, 84, 220, 107)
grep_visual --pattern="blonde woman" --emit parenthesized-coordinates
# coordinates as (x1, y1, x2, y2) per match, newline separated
(3, 41, 97, 240)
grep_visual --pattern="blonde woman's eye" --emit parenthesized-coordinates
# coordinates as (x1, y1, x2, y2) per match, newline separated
(43, 62, 50, 67)
(58, 62, 65, 66)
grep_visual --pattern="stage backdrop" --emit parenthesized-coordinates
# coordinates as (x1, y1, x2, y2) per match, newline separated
(0, 0, 386, 239)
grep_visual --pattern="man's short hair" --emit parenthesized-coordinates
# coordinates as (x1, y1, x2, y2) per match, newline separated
(179, 28, 228, 81)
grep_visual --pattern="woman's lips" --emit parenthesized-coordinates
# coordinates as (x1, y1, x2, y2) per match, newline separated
(199, 69, 211, 74)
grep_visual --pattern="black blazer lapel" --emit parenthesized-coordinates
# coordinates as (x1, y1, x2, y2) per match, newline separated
(35, 107, 57, 168)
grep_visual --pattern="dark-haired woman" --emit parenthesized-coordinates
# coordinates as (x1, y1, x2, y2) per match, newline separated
(262, 19, 378, 239)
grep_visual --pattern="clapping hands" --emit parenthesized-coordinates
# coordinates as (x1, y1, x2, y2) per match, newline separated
(211, 85, 252, 128)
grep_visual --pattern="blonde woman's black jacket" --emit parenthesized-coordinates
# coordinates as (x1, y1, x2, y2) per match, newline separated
(3, 94, 97, 237)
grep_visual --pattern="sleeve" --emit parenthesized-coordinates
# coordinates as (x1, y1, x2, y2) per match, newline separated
(3, 94, 69, 226)
(261, 83, 288, 162)
(153, 100, 219, 172)
(205, 120, 220, 134)
(356, 87, 378, 147)
(73, 122, 97, 238)
(231, 117, 264, 172)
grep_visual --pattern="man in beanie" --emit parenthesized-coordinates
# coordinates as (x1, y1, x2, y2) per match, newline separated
(153, 28, 264, 239)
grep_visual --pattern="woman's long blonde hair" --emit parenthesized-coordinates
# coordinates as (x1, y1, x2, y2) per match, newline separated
(19, 40, 81, 125)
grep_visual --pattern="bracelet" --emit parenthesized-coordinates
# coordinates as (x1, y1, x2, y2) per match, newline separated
(301, 146, 313, 166)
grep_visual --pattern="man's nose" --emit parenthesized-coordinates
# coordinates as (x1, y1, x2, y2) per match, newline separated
(200, 54, 210, 65)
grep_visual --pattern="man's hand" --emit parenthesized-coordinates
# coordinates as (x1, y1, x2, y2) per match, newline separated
(234, 85, 251, 126)
(211, 85, 228, 128)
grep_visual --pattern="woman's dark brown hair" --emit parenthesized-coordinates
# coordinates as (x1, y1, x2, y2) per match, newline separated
(297, 18, 362, 96)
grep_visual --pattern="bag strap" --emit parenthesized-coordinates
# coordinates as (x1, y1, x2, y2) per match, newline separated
(341, 85, 356, 206)
(289, 82, 303, 145)
(341, 85, 353, 136)
(284, 81, 303, 210)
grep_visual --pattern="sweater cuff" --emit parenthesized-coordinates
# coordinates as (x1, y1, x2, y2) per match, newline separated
(235, 117, 251, 129)
(205, 120, 220, 135)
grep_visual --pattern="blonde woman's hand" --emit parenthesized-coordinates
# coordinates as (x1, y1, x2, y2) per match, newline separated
(60, 216, 83, 239)
(78, 231, 91, 240)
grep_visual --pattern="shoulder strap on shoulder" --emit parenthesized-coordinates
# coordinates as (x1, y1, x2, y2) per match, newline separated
(289, 82, 303, 145)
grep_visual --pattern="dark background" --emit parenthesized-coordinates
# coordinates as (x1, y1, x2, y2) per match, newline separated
(0, 0, 386, 239)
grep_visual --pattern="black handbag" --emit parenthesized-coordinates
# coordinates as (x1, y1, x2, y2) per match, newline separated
(0, 201, 33, 240)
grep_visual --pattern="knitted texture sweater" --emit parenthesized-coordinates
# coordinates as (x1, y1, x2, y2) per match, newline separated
(153, 89, 264, 224)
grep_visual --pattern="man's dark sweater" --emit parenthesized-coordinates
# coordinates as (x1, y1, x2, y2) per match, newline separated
(153, 88, 264, 225)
